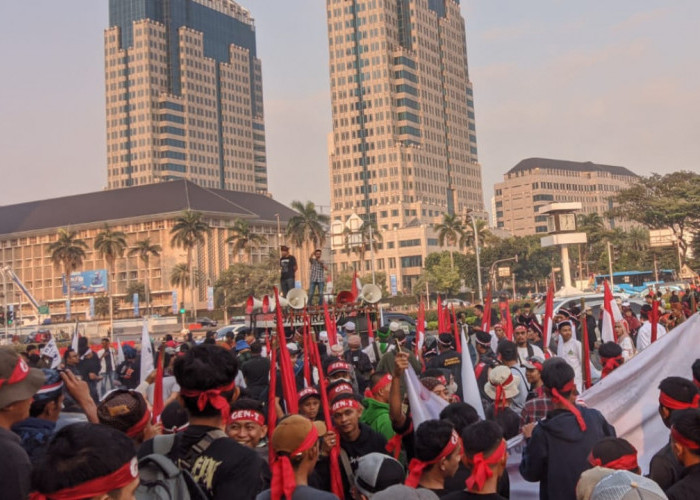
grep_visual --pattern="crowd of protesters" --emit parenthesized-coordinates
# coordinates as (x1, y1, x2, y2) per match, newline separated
(1, 288, 700, 500)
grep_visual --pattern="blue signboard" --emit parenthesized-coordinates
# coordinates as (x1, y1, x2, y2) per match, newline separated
(133, 293, 139, 316)
(62, 270, 108, 295)
(390, 274, 398, 296)
(172, 290, 178, 314)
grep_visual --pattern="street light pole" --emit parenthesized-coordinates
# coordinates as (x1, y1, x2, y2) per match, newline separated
(489, 256, 519, 294)
(466, 211, 483, 303)
(368, 223, 376, 285)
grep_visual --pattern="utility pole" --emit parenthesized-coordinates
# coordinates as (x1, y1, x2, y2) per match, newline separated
(368, 223, 376, 285)
(606, 242, 614, 288)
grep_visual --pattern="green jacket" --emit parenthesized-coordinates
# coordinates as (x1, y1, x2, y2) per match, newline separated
(360, 397, 395, 441)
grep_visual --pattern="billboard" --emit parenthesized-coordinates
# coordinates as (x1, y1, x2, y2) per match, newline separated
(62, 270, 108, 295)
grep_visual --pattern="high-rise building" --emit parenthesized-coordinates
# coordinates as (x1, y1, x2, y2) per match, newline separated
(105, 0, 267, 193)
(494, 158, 639, 237)
(326, 0, 484, 293)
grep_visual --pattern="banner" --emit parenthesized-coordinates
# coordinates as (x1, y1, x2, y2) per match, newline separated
(206, 286, 214, 311)
(40, 337, 61, 368)
(133, 293, 139, 316)
(89, 296, 95, 319)
(62, 270, 108, 295)
(171, 290, 178, 314)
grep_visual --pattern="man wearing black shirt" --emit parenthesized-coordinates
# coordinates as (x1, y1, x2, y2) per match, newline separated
(138, 344, 264, 500)
(279, 245, 298, 296)
(428, 333, 463, 400)
(241, 341, 271, 401)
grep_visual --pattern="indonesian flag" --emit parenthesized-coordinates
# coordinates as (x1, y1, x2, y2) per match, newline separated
(460, 327, 485, 419)
(482, 286, 493, 332)
(404, 365, 448, 428)
(415, 299, 425, 356)
(542, 279, 555, 356)
(601, 280, 623, 343)
(351, 271, 361, 300)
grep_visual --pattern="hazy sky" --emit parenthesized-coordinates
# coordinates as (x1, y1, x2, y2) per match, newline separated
(1, 1, 698, 214)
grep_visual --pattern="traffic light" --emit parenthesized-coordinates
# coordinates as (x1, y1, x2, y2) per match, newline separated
(179, 303, 186, 315)
(7, 311, 13, 325)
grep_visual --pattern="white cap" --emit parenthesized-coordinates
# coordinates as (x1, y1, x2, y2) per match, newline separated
(344, 321, 356, 332)
(319, 331, 328, 341)
(389, 321, 400, 332)
(286, 342, 300, 354)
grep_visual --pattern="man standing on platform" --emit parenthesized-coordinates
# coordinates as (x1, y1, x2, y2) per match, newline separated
(279, 245, 297, 296)
(308, 249, 327, 305)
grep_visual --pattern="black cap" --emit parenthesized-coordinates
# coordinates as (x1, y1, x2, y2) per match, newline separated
(438, 333, 453, 346)
(354, 453, 405, 496)
(475, 331, 491, 346)
(598, 342, 623, 358)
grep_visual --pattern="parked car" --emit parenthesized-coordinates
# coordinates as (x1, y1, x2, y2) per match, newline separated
(195, 317, 218, 327)
(532, 293, 645, 324)
(443, 298, 467, 308)
(215, 324, 248, 341)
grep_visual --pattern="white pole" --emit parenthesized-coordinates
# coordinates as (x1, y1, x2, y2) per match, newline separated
(561, 245, 573, 290)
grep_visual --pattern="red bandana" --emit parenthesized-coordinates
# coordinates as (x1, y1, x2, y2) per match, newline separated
(659, 391, 700, 411)
(126, 409, 152, 438)
(405, 430, 461, 487)
(0, 357, 30, 389)
(466, 439, 507, 491)
(671, 426, 700, 450)
(550, 380, 586, 431)
(270, 425, 319, 500)
(230, 409, 265, 427)
(386, 421, 413, 459)
(492, 374, 513, 416)
(29, 457, 138, 500)
(331, 398, 363, 415)
(588, 451, 638, 471)
(600, 355, 624, 378)
(180, 381, 236, 423)
(364, 373, 392, 399)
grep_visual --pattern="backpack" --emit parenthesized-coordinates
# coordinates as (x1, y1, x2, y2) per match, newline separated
(136, 430, 226, 500)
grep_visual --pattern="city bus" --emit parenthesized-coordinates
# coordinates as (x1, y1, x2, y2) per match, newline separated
(593, 269, 676, 294)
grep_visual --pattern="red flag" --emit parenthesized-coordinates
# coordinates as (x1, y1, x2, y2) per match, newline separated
(651, 299, 660, 343)
(309, 329, 344, 499)
(152, 347, 164, 424)
(323, 301, 338, 347)
(366, 310, 375, 341)
(415, 299, 425, 357)
(351, 271, 359, 300)
(266, 334, 277, 466)
(500, 300, 513, 341)
(582, 314, 592, 389)
(437, 295, 444, 332)
(444, 304, 452, 333)
(482, 286, 493, 332)
(542, 278, 555, 358)
(274, 287, 298, 414)
(451, 305, 461, 354)
(302, 312, 312, 386)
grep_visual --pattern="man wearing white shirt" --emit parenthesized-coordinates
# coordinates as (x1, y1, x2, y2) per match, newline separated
(514, 324, 545, 364)
(490, 323, 507, 354)
(636, 307, 668, 352)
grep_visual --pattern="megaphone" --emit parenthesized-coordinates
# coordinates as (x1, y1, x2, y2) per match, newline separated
(262, 294, 288, 313)
(358, 284, 382, 304)
(286, 288, 308, 310)
(246, 296, 263, 314)
(336, 290, 356, 305)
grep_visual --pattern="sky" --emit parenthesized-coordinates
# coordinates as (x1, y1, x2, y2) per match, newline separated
(1, 1, 699, 216)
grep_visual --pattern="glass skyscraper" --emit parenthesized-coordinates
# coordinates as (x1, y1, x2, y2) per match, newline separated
(105, 0, 267, 193)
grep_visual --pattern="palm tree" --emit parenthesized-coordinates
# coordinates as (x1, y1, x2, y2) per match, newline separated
(128, 238, 162, 316)
(286, 201, 330, 284)
(170, 211, 210, 320)
(47, 228, 88, 321)
(434, 213, 465, 268)
(226, 218, 267, 263)
(461, 218, 491, 249)
(94, 225, 127, 335)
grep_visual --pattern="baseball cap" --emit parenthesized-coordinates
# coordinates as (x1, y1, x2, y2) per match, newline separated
(389, 321, 400, 332)
(344, 321, 356, 332)
(355, 453, 405, 497)
(286, 342, 300, 355)
(33, 369, 64, 403)
(270, 414, 326, 455)
(372, 484, 439, 500)
(586, 469, 666, 500)
(327, 361, 352, 376)
(235, 340, 250, 352)
(298, 387, 321, 404)
(0, 348, 45, 409)
(522, 356, 545, 371)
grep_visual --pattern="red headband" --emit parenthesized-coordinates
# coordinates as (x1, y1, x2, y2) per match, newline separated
(364, 374, 392, 399)
(180, 381, 236, 423)
(465, 439, 507, 491)
(492, 374, 514, 416)
(405, 430, 461, 487)
(270, 425, 319, 500)
(327, 362, 351, 376)
(694, 378, 700, 390)
(528, 362, 543, 372)
(588, 452, 638, 471)
(126, 409, 152, 438)
(550, 380, 586, 431)
(0, 357, 30, 389)
(331, 398, 363, 414)
(671, 426, 700, 450)
(29, 457, 138, 500)
(600, 356, 624, 378)
(659, 391, 700, 411)
(386, 421, 413, 459)
(230, 409, 265, 427)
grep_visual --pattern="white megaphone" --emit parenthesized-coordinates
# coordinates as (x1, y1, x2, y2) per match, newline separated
(286, 288, 308, 310)
(358, 284, 382, 304)
(245, 296, 263, 314)
(262, 294, 288, 313)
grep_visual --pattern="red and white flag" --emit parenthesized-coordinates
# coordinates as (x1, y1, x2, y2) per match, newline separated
(415, 299, 425, 356)
(404, 365, 448, 427)
(542, 279, 555, 356)
(601, 280, 623, 343)
(351, 271, 361, 300)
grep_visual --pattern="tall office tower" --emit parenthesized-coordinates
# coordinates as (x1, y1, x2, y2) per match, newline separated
(326, 0, 484, 292)
(105, 0, 267, 193)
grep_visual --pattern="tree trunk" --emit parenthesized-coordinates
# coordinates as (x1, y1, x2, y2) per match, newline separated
(64, 263, 72, 321)
(145, 257, 151, 317)
(188, 247, 195, 322)
(109, 262, 115, 339)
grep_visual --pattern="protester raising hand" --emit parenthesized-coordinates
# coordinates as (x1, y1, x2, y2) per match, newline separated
(59, 369, 98, 423)
(393, 351, 410, 378)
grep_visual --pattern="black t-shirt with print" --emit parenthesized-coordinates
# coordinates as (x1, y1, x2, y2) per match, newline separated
(280, 255, 297, 279)
(139, 425, 264, 500)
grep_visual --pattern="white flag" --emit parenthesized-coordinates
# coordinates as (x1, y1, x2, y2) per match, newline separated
(71, 320, 80, 353)
(116, 337, 125, 366)
(601, 280, 623, 343)
(403, 364, 448, 428)
(139, 319, 154, 384)
(40, 336, 61, 368)
(461, 329, 485, 419)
